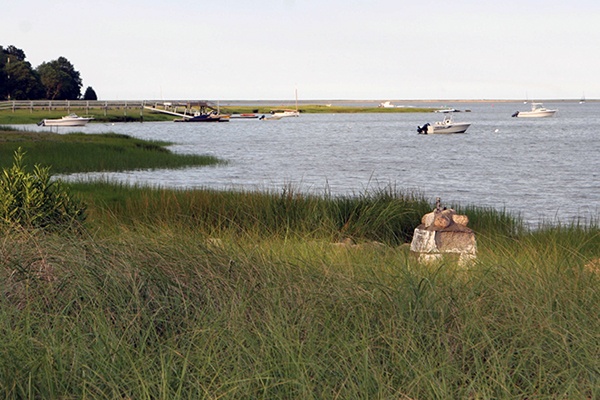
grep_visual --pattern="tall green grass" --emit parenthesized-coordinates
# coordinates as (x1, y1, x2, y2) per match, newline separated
(70, 181, 437, 245)
(71, 181, 530, 246)
(1, 173, 598, 398)
(1, 216, 598, 398)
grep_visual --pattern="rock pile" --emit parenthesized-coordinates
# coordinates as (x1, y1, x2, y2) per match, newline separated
(410, 198, 477, 266)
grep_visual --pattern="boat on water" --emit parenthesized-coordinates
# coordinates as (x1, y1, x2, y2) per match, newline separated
(259, 114, 283, 121)
(434, 107, 457, 113)
(417, 114, 471, 134)
(270, 109, 300, 118)
(511, 102, 557, 118)
(37, 113, 94, 127)
(269, 89, 301, 118)
(174, 111, 229, 122)
(230, 113, 259, 119)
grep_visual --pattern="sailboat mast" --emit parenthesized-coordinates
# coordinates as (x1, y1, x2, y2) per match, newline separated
(295, 88, 298, 112)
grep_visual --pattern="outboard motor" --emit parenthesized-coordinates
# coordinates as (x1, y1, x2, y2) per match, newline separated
(417, 123, 430, 134)
(511, 111, 519, 118)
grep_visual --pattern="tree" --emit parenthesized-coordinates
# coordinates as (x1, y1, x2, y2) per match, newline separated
(36, 56, 82, 100)
(83, 86, 97, 100)
(4, 45, 26, 62)
(0, 46, 6, 99)
(3, 59, 44, 100)
(1, 45, 41, 100)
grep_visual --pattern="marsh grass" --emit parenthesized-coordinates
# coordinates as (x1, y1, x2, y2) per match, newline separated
(0, 131, 223, 173)
(70, 181, 435, 245)
(1, 215, 598, 398)
(0, 175, 598, 398)
(220, 104, 437, 114)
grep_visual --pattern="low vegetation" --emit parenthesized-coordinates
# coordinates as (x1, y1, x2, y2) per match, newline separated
(0, 132, 598, 398)
(0, 148, 86, 230)
(220, 104, 437, 115)
(0, 127, 223, 173)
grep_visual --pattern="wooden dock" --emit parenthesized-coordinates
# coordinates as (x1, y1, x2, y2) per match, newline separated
(0, 100, 220, 116)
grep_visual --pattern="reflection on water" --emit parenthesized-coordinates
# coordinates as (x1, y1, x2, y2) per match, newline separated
(25, 101, 599, 226)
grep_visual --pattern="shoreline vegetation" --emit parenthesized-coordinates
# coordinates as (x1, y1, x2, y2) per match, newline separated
(0, 104, 437, 124)
(0, 122, 599, 397)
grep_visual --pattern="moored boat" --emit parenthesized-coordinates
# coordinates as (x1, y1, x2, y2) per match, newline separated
(270, 109, 300, 118)
(174, 111, 229, 122)
(418, 114, 471, 134)
(512, 102, 557, 118)
(38, 113, 94, 127)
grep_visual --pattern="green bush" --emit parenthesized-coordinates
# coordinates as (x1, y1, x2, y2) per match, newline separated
(0, 148, 86, 230)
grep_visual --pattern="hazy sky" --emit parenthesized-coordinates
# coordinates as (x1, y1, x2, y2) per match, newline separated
(3, 0, 600, 101)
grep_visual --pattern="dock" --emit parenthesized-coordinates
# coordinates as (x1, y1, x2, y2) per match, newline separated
(0, 99, 222, 118)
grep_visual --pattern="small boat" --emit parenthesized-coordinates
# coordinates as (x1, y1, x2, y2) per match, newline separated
(174, 111, 229, 122)
(417, 114, 471, 134)
(511, 102, 557, 118)
(379, 101, 396, 108)
(434, 107, 457, 113)
(259, 114, 283, 121)
(38, 113, 94, 127)
(270, 109, 300, 118)
(230, 113, 259, 119)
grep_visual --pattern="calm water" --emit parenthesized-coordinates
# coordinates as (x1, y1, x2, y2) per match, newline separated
(26, 101, 600, 226)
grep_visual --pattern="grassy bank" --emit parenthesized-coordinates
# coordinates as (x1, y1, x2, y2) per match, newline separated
(1, 182, 598, 398)
(0, 127, 223, 173)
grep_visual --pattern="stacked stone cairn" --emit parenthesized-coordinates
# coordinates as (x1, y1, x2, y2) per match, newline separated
(410, 198, 477, 266)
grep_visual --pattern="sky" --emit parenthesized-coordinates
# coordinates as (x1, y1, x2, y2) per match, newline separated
(3, 0, 600, 101)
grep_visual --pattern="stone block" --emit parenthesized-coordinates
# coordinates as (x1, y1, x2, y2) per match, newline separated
(409, 201, 477, 266)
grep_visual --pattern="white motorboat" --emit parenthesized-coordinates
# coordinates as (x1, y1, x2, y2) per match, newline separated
(511, 102, 557, 118)
(259, 114, 283, 121)
(434, 107, 457, 113)
(38, 113, 94, 127)
(417, 114, 471, 134)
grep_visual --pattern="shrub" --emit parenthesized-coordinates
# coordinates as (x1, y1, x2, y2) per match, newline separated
(0, 147, 86, 230)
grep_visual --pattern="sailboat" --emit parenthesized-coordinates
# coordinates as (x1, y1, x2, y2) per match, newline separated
(580, 93, 586, 104)
(269, 89, 300, 117)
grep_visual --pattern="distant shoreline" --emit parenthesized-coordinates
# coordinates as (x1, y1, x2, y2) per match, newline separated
(218, 98, 596, 106)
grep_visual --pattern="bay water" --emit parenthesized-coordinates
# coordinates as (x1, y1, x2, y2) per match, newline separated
(30, 101, 599, 227)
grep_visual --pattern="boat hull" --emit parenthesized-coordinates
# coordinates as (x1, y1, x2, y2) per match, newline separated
(514, 110, 556, 118)
(40, 115, 93, 127)
(174, 114, 229, 122)
(270, 110, 300, 118)
(428, 123, 470, 134)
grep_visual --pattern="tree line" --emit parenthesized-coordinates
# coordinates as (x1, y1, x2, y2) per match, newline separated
(0, 44, 97, 101)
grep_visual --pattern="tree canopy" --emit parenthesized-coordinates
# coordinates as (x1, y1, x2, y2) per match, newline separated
(83, 86, 98, 100)
(0, 45, 91, 101)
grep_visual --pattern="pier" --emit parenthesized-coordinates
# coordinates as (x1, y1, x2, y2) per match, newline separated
(0, 99, 221, 117)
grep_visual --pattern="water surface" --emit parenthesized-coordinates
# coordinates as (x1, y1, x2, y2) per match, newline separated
(27, 101, 599, 226)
